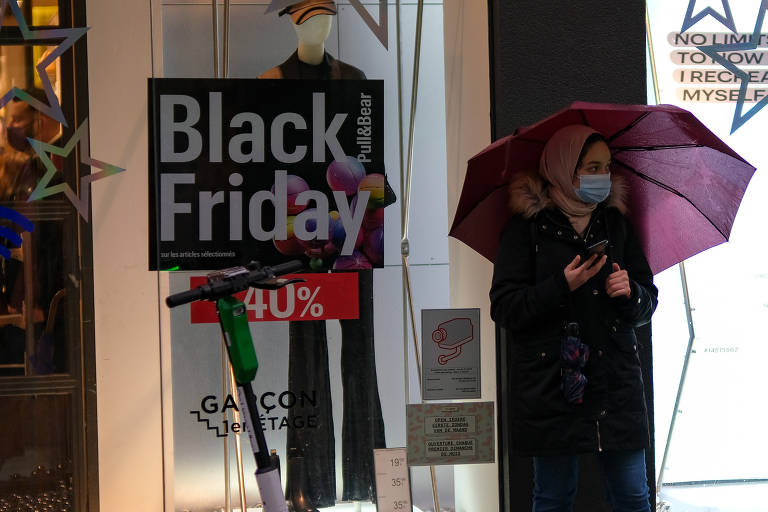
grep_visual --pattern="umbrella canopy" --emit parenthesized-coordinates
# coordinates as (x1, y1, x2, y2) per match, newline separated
(449, 102, 757, 274)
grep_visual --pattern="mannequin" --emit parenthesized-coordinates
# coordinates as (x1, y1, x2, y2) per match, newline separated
(260, 2, 387, 510)
(293, 14, 331, 65)
(260, 1, 366, 80)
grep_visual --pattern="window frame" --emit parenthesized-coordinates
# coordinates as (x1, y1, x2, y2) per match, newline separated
(0, 0, 98, 510)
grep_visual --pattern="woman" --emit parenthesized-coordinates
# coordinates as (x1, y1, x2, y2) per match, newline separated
(490, 125, 658, 512)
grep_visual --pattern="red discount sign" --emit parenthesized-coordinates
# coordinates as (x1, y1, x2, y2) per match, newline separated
(189, 273, 359, 323)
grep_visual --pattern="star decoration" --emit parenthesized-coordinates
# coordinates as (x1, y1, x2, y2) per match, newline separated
(681, 0, 737, 34)
(27, 119, 126, 222)
(697, 0, 768, 133)
(0, 0, 89, 127)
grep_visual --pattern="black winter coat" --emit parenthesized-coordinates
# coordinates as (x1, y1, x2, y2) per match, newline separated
(490, 204, 658, 456)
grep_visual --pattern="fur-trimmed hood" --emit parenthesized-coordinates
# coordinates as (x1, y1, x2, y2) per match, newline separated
(508, 170, 628, 218)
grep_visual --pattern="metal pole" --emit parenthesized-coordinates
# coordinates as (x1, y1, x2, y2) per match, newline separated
(396, 0, 405, 217)
(401, 0, 424, 242)
(212, 0, 219, 78)
(228, 365, 248, 512)
(396, 0, 411, 413)
(221, 338, 231, 512)
(403, 257, 423, 381)
(212, 5, 229, 510)
(396, 0, 440, 512)
(397, 2, 440, 509)
(219, 6, 246, 509)
(223, 0, 231, 78)
(657, 262, 696, 490)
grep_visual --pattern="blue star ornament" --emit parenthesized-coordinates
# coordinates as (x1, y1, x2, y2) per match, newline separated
(681, 0, 737, 33)
(27, 119, 126, 222)
(0, 0, 89, 127)
(697, 0, 768, 133)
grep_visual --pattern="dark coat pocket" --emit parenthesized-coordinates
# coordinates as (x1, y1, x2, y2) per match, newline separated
(607, 326, 645, 410)
(610, 326, 639, 354)
(512, 337, 573, 418)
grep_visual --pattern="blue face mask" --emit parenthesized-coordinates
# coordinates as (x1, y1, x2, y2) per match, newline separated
(574, 173, 611, 203)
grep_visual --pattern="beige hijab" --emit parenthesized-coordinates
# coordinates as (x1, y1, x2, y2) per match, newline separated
(538, 124, 600, 235)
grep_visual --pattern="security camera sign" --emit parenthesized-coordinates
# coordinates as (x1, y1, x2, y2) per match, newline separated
(421, 308, 480, 400)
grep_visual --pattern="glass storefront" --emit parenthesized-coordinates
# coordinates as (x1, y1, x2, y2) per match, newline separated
(158, 1, 454, 510)
(646, 2, 768, 510)
(0, 1, 94, 510)
(16, 1, 768, 510)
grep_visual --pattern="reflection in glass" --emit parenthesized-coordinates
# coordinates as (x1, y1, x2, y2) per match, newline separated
(0, 394, 73, 511)
(1, 0, 59, 28)
(0, 35, 72, 376)
(1, 3, 89, 511)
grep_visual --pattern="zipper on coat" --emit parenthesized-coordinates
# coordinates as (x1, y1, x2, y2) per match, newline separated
(596, 420, 603, 452)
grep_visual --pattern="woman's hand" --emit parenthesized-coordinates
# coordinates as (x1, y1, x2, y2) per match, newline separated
(605, 262, 631, 299)
(564, 254, 607, 291)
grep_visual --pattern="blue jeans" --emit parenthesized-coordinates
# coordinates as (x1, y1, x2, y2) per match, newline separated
(532, 449, 651, 512)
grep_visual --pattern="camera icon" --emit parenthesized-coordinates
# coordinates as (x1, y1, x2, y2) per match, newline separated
(432, 318, 474, 365)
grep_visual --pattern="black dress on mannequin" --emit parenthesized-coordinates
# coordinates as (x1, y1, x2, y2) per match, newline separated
(261, 51, 387, 507)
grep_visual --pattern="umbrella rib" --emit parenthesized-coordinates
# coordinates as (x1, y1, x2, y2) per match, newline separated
(607, 112, 651, 142)
(613, 143, 704, 151)
(612, 159, 729, 240)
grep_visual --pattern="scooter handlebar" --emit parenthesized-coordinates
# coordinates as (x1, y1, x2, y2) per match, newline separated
(165, 260, 304, 308)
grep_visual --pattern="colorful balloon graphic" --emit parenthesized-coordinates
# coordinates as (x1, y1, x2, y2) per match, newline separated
(272, 174, 311, 215)
(326, 156, 366, 195)
(296, 211, 329, 252)
(309, 257, 325, 271)
(358, 173, 386, 209)
(329, 211, 363, 251)
(273, 215, 305, 256)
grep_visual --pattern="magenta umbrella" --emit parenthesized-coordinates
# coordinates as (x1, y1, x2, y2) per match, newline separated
(449, 102, 756, 274)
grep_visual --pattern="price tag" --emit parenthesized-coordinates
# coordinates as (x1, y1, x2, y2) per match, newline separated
(374, 448, 412, 512)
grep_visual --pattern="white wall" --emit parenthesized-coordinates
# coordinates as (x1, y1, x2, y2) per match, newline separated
(87, 1, 165, 511)
(443, 1, 496, 511)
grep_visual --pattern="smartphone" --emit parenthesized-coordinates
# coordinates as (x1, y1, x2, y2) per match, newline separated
(585, 239, 608, 258)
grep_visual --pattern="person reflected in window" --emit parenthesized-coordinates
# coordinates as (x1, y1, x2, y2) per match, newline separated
(0, 88, 66, 375)
(490, 126, 658, 512)
(1, 89, 61, 201)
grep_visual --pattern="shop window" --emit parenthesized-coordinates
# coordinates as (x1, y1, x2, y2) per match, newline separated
(0, 1, 96, 510)
(161, 2, 452, 510)
(0, 0, 58, 28)
(647, 2, 768, 510)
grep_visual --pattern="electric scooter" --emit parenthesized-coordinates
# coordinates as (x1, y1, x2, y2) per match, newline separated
(166, 260, 304, 512)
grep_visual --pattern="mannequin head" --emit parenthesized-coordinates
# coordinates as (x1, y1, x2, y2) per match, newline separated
(292, 13, 332, 47)
(276, 0, 336, 64)
(292, 13, 332, 65)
